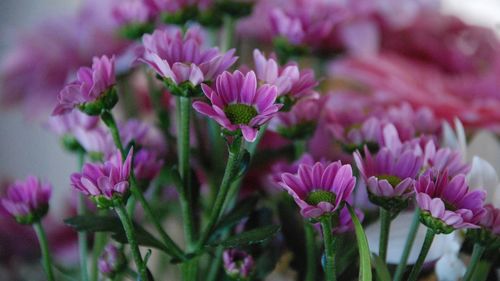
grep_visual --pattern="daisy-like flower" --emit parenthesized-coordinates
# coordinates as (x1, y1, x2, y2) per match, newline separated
(423, 141, 470, 178)
(467, 204, 500, 249)
(279, 161, 356, 219)
(269, 153, 315, 189)
(315, 206, 365, 235)
(270, 97, 320, 140)
(133, 149, 163, 182)
(70, 149, 133, 208)
(193, 70, 281, 142)
(141, 26, 237, 92)
(354, 124, 423, 212)
(53, 55, 117, 116)
(223, 249, 254, 279)
(1, 176, 52, 224)
(415, 169, 486, 234)
(253, 49, 317, 101)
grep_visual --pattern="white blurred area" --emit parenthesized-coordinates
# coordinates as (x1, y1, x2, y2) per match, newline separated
(0, 0, 500, 215)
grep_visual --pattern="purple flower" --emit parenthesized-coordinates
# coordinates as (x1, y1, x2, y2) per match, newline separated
(144, 0, 213, 15)
(133, 149, 163, 182)
(141, 27, 237, 86)
(279, 161, 356, 219)
(112, 0, 153, 26)
(70, 149, 133, 208)
(423, 141, 470, 178)
(223, 249, 254, 279)
(53, 55, 116, 115)
(193, 70, 281, 142)
(269, 153, 316, 189)
(415, 169, 486, 234)
(316, 206, 364, 235)
(479, 204, 500, 236)
(253, 49, 317, 99)
(1, 176, 52, 224)
(98, 244, 126, 278)
(354, 124, 423, 211)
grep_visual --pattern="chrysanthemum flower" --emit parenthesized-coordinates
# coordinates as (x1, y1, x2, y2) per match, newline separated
(70, 149, 133, 208)
(53, 55, 116, 116)
(279, 161, 356, 219)
(133, 149, 163, 182)
(1, 176, 52, 224)
(316, 206, 365, 235)
(423, 141, 470, 177)
(98, 244, 126, 278)
(141, 27, 237, 90)
(193, 70, 281, 142)
(269, 153, 315, 189)
(223, 249, 254, 279)
(270, 97, 320, 140)
(253, 49, 317, 101)
(415, 169, 486, 234)
(354, 125, 423, 211)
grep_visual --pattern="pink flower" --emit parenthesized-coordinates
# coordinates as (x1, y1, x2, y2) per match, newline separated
(133, 149, 163, 182)
(415, 169, 486, 233)
(71, 149, 133, 207)
(144, 0, 213, 15)
(193, 70, 281, 142)
(269, 97, 321, 139)
(479, 204, 500, 236)
(279, 161, 356, 218)
(353, 125, 423, 209)
(423, 141, 470, 178)
(141, 27, 237, 86)
(1, 176, 52, 224)
(253, 49, 317, 99)
(268, 153, 316, 189)
(223, 249, 254, 279)
(53, 55, 116, 115)
(112, 0, 153, 25)
(98, 244, 126, 277)
(46, 111, 100, 136)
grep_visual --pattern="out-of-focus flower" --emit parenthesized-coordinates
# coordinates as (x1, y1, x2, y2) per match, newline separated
(223, 249, 254, 279)
(1, 176, 52, 224)
(416, 169, 486, 234)
(112, 0, 153, 25)
(354, 124, 423, 212)
(98, 244, 126, 278)
(193, 71, 281, 142)
(268, 154, 316, 189)
(468, 156, 500, 208)
(141, 26, 237, 88)
(70, 149, 133, 208)
(479, 204, 500, 236)
(53, 55, 117, 116)
(270, 97, 320, 140)
(467, 204, 500, 250)
(144, 0, 213, 15)
(279, 161, 355, 218)
(423, 141, 470, 178)
(133, 149, 164, 182)
(316, 206, 364, 235)
(253, 49, 317, 100)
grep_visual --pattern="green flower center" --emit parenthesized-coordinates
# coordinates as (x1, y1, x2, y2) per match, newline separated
(224, 104, 258, 125)
(305, 190, 336, 205)
(378, 175, 402, 187)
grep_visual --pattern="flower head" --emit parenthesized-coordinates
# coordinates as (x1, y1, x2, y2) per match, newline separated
(280, 161, 356, 219)
(416, 169, 486, 234)
(98, 244, 126, 278)
(223, 249, 254, 279)
(270, 97, 320, 140)
(70, 149, 133, 208)
(133, 149, 163, 182)
(316, 206, 364, 235)
(193, 70, 281, 142)
(467, 204, 500, 249)
(269, 153, 316, 189)
(354, 125, 423, 211)
(253, 49, 317, 100)
(1, 176, 52, 224)
(423, 141, 470, 178)
(141, 27, 237, 88)
(53, 55, 117, 116)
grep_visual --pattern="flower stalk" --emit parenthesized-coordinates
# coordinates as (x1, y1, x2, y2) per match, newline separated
(77, 150, 89, 281)
(321, 216, 337, 281)
(393, 208, 421, 281)
(33, 222, 56, 281)
(463, 243, 486, 281)
(378, 208, 391, 262)
(304, 221, 317, 281)
(407, 228, 435, 281)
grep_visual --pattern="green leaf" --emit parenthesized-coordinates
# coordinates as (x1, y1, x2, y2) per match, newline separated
(372, 254, 391, 281)
(347, 204, 372, 281)
(65, 215, 169, 253)
(209, 196, 259, 240)
(210, 225, 280, 249)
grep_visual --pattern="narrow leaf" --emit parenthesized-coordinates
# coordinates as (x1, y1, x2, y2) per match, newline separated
(347, 204, 372, 281)
(210, 225, 280, 249)
(210, 196, 259, 240)
(372, 254, 391, 281)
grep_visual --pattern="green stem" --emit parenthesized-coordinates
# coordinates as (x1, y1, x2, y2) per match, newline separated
(76, 151, 89, 281)
(393, 209, 421, 281)
(196, 137, 244, 249)
(304, 222, 317, 281)
(33, 222, 56, 281)
(320, 217, 337, 281)
(378, 208, 391, 263)
(221, 15, 235, 52)
(101, 110, 185, 261)
(114, 202, 149, 281)
(463, 243, 486, 281)
(90, 231, 107, 281)
(407, 228, 435, 281)
(206, 247, 224, 281)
